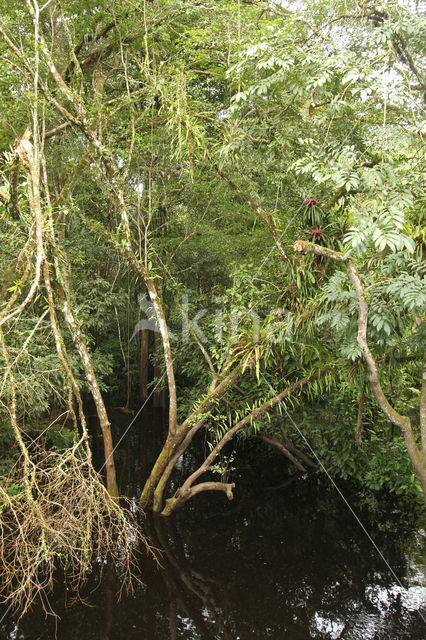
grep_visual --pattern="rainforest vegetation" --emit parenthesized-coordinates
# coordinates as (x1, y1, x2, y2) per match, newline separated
(0, 0, 424, 613)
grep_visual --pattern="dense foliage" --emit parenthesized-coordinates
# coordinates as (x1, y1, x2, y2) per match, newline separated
(0, 0, 424, 610)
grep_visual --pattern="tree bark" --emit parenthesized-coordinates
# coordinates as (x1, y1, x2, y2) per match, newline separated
(162, 482, 235, 516)
(159, 368, 328, 515)
(153, 333, 166, 409)
(140, 363, 244, 511)
(294, 240, 426, 500)
(59, 288, 119, 498)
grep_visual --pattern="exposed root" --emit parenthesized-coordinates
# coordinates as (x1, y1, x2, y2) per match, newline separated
(0, 447, 144, 617)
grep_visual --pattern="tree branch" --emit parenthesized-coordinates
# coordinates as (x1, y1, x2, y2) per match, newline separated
(294, 240, 424, 483)
(258, 433, 307, 472)
(162, 482, 235, 516)
(160, 366, 328, 514)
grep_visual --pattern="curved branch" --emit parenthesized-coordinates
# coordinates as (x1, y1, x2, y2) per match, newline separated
(294, 240, 424, 485)
(160, 366, 328, 515)
(257, 433, 307, 472)
(162, 482, 235, 516)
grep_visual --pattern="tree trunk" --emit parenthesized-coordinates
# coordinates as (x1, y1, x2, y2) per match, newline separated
(137, 326, 149, 402)
(294, 240, 426, 501)
(156, 368, 327, 515)
(140, 364, 245, 511)
(60, 292, 119, 498)
(139, 435, 179, 509)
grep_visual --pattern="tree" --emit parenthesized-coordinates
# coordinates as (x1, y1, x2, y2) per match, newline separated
(0, 0, 424, 610)
(294, 240, 426, 500)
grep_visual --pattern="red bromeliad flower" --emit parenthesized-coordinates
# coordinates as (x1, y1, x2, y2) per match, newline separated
(306, 198, 318, 206)
(310, 228, 322, 237)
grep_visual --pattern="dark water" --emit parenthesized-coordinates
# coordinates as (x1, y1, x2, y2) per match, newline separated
(1, 412, 426, 639)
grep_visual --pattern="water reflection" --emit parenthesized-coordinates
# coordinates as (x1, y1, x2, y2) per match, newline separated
(146, 515, 234, 640)
(1, 427, 425, 639)
(3, 485, 423, 639)
(100, 564, 116, 640)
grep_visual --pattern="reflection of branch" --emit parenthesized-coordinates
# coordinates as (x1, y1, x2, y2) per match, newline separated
(145, 521, 214, 639)
(145, 516, 232, 640)
(100, 564, 116, 640)
(262, 472, 303, 492)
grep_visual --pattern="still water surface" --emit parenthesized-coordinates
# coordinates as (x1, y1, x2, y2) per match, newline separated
(1, 420, 425, 639)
